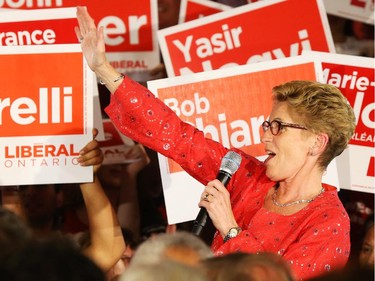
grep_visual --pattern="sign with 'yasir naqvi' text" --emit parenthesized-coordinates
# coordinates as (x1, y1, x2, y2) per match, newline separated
(0, 44, 94, 186)
(158, 0, 334, 77)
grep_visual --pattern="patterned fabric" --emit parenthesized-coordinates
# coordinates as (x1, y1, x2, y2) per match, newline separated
(105, 77, 350, 280)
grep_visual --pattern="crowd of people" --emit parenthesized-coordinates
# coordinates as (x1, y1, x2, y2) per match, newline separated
(0, 0, 373, 281)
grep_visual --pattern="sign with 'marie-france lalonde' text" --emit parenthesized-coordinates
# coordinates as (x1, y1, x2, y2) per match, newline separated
(0, 0, 160, 74)
(147, 54, 340, 224)
(0, 44, 94, 186)
(305, 51, 375, 194)
(158, 0, 334, 77)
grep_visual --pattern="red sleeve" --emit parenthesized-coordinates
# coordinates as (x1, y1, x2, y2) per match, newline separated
(105, 77, 228, 185)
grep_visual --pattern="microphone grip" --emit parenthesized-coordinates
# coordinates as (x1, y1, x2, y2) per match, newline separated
(191, 207, 208, 236)
(216, 171, 231, 187)
(191, 171, 232, 236)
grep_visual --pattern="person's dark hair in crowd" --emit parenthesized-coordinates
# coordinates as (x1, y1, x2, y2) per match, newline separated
(0, 237, 106, 281)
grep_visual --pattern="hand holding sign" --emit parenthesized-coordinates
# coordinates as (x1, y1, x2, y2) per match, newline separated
(78, 128, 104, 173)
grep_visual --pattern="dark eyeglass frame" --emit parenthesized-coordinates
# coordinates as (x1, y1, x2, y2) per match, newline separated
(262, 120, 308, 136)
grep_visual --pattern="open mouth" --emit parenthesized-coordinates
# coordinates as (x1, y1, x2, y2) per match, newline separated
(264, 150, 276, 164)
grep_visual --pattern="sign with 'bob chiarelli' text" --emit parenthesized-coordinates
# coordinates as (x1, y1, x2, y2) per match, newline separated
(147, 54, 340, 224)
(0, 7, 105, 140)
(305, 51, 374, 194)
(0, 44, 94, 186)
(157, 0, 335, 78)
(0, 0, 160, 75)
(323, 0, 374, 24)
(178, 0, 231, 24)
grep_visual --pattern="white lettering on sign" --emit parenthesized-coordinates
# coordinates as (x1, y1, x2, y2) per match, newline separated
(178, 29, 312, 75)
(3, 157, 79, 168)
(163, 92, 265, 149)
(0, 87, 73, 125)
(195, 114, 264, 148)
(323, 68, 375, 129)
(0, 0, 63, 8)
(0, 29, 56, 46)
(99, 15, 148, 46)
(172, 24, 243, 63)
(4, 143, 80, 158)
(164, 93, 210, 117)
(323, 69, 373, 91)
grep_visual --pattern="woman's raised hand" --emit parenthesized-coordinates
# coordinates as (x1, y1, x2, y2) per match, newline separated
(75, 6, 107, 73)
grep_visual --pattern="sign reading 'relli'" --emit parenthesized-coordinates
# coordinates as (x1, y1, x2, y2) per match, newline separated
(0, 44, 93, 186)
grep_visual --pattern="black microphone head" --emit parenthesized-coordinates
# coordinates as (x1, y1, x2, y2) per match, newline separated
(220, 151, 242, 176)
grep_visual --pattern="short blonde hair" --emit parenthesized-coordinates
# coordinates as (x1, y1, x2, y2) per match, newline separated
(272, 80, 356, 169)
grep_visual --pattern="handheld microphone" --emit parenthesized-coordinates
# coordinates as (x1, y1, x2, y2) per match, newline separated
(192, 151, 242, 236)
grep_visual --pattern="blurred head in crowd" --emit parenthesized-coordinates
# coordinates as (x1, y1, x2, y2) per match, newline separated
(158, 0, 181, 29)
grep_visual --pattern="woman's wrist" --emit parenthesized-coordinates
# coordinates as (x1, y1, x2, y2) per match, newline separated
(94, 62, 124, 93)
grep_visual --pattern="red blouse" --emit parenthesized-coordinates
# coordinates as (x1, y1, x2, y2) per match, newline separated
(105, 77, 350, 280)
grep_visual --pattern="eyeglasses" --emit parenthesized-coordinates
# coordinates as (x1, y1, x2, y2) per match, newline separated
(262, 120, 307, 136)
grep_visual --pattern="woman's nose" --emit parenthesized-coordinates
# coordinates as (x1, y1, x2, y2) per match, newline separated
(261, 129, 273, 144)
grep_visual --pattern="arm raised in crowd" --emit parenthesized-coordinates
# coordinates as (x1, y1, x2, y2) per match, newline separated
(78, 129, 126, 272)
(75, 6, 123, 93)
(117, 144, 150, 237)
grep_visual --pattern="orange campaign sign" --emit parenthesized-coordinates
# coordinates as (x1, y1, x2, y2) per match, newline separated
(0, 0, 160, 74)
(147, 55, 334, 224)
(0, 7, 105, 141)
(0, 52, 84, 137)
(0, 44, 94, 186)
(158, 0, 335, 77)
(179, 0, 231, 23)
(305, 51, 374, 194)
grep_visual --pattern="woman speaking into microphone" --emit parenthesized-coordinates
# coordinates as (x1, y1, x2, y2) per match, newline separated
(75, 6, 356, 280)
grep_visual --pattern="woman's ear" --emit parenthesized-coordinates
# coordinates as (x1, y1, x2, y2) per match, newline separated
(310, 133, 329, 156)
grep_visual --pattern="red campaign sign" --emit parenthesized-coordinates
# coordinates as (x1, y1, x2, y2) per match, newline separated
(0, 8, 79, 45)
(98, 119, 137, 165)
(0, 51, 85, 137)
(0, 0, 156, 52)
(309, 50, 375, 193)
(0, 1, 160, 73)
(323, 63, 374, 148)
(158, 0, 334, 77)
(0, 44, 94, 185)
(63, 0, 155, 52)
(180, 0, 230, 23)
(0, 18, 78, 46)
